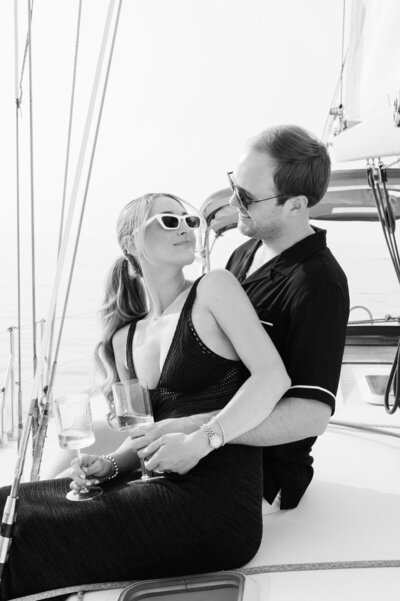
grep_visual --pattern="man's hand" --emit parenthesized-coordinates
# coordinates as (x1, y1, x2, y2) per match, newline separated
(139, 431, 210, 475)
(129, 417, 192, 454)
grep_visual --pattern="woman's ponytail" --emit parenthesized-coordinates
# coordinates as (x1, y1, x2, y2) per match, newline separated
(95, 254, 147, 406)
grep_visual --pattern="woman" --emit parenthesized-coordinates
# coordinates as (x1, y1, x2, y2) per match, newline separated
(0, 193, 290, 600)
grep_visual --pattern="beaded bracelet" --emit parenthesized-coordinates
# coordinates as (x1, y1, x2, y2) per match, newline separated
(101, 454, 119, 480)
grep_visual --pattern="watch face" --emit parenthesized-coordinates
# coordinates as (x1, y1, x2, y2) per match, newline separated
(210, 434, 222, 449)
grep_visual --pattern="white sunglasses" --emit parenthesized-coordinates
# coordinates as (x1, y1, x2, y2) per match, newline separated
(145, 213, 202, 230)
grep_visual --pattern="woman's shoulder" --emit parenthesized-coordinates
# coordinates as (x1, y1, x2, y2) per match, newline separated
(197, 268, 244, 299)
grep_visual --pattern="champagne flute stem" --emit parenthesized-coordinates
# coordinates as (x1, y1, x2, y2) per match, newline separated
(76, 449, 90, 494)
(139, 457, 148, 478)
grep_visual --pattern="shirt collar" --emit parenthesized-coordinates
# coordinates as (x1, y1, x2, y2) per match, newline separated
(244, 227, 327, 283)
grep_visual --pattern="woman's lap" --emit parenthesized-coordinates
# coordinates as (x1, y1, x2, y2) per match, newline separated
(0, 446, 262, 600)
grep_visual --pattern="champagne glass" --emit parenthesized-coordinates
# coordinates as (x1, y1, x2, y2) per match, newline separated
(111, 379, 163, 482)
(53, 393, 103, 501)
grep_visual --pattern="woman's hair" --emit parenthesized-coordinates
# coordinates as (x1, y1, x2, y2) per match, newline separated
(94, 192, 190, 408)
(249, 125, 331, 207)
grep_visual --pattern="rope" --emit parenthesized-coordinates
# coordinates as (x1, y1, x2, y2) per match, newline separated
(367, 162, 400, 282)
(329, 419, 400, 438)
(7, 561, 400, 600)
(241, 559, 400, 575)
(384, 341, 400, 414)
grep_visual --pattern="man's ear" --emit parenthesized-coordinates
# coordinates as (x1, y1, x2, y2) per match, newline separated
(286, 195, 309, 215)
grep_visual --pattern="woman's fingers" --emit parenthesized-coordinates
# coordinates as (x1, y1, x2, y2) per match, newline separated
(69, 454, 104, 489)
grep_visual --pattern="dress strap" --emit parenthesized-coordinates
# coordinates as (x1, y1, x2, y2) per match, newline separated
(181, 275, 205, 319)
(126, 321, 138, 379)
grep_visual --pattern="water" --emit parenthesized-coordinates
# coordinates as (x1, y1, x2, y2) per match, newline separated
(57, 429, 95, 450)
(116, 414, 154, 431)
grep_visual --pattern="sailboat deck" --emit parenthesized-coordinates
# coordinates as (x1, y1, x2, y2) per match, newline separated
(1, 366, 399, 600)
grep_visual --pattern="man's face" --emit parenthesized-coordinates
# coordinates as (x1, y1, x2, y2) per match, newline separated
(229, 149, 286, 241)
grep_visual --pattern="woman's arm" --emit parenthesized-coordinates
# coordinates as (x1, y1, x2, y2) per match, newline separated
(69, 327, 140, 489)
(142, 269, 290, 473)
(193, 269, 291, 442)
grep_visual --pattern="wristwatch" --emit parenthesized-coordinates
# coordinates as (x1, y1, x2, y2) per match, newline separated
(200, 423, 223, 449)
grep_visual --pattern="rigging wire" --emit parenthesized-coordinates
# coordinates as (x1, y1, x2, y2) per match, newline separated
(31, 0, 124, 480)
(339, 0, 346, 108)
(46, 0, 123, 406)
(17, 0, 35, 108)
(12, 0, 36, 445)
(321, 0, 348, 143)
(27, 0, 38, 378)
(46, 0, 83, 395)
(13, 0, 23, 446)
(0, 1, 124, 578)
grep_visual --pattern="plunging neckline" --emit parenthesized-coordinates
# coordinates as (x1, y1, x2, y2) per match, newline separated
(127, 277, 202, 390)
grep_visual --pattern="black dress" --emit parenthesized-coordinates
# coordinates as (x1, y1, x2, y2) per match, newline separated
(0, 277, 262, 600)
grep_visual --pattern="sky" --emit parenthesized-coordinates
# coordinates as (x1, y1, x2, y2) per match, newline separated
(1, 1, 400, 395)
(0, 0, 348, 380)
(0, 0, 344, 226)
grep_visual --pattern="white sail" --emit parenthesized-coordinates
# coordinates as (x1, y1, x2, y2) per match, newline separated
(332, 0, 400, 161)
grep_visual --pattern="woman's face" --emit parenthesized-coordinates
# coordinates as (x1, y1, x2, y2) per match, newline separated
(141, 196, 197, 268)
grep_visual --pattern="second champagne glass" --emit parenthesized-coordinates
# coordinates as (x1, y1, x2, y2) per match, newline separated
(53, 393, 103, 501)
(111, 379, 162, 481)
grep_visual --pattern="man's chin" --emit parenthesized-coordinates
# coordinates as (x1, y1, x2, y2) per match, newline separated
(237, 216, 255, 236)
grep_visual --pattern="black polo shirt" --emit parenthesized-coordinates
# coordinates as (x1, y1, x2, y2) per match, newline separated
(226, 228, 349, 509)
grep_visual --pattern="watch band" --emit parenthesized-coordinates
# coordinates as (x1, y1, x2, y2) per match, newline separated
(211, 418, 226, 446)
(200, 423, 223, 448)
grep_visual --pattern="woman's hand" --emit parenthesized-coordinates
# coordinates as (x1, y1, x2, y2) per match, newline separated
(130, 417, 192, 454)
(69, 454, 113, 491)
(139, 430, 211, 475)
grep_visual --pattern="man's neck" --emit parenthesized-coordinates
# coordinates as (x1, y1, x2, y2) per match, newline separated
(247, 224, 315, 276)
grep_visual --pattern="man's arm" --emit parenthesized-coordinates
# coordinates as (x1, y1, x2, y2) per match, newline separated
(174, 396, 331, 446)
(230, 396, 331, 446)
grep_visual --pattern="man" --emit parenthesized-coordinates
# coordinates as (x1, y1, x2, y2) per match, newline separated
(224, 124, 349, 510)
(63, 124, 348, 516)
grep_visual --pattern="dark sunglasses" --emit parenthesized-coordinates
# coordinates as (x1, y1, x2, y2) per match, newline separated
(145, 213, 202, 230)
(227, 171, 288, 210)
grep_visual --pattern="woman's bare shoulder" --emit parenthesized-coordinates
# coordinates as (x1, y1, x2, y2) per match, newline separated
(197, 269, 247, 305)
(198, 268, 243, 293)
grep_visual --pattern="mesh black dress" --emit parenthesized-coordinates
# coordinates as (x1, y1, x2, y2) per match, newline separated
(0, 277, 263, 600)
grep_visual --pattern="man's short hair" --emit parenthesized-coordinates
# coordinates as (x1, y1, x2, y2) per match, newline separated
(249, 125, 331, 208)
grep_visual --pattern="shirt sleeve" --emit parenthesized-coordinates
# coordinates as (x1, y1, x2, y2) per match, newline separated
(281, 281, 349, 414)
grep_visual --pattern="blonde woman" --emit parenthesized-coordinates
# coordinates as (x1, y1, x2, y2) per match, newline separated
(0, 193, 289, 600)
